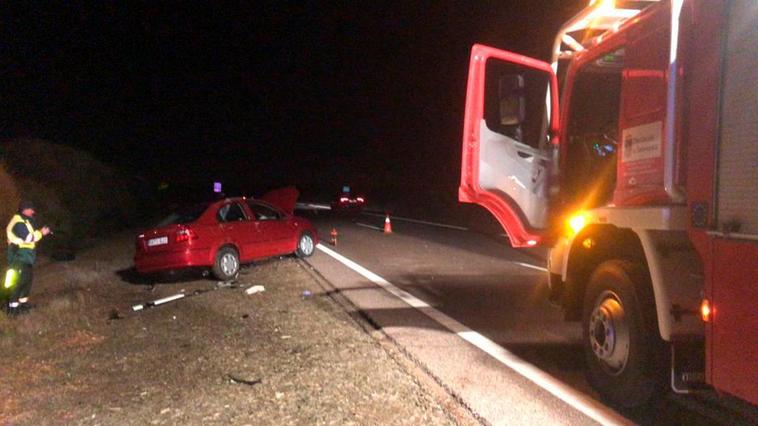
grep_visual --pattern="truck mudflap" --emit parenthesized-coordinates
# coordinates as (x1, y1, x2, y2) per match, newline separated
(636, 229, 704, 341)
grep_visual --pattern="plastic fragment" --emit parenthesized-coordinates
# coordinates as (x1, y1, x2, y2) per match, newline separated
(245, 285, 265, 295)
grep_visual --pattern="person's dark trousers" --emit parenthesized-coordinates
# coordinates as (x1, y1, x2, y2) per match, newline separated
(9, 262, 33, 304)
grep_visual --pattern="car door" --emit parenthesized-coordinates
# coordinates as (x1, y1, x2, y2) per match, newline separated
(459, 44, 560, 247)
(247, 200, 292, 257)
(216, 201, 256, 261)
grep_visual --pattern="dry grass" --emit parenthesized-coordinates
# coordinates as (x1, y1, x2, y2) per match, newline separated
(0, 138, 140, 255)
(0, 235, 460, 425)
(0, 163, 20, 227)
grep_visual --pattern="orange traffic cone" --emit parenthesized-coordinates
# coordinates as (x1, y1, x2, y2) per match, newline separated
(383, 214, 393, 234)
(330, 228, 338, 246)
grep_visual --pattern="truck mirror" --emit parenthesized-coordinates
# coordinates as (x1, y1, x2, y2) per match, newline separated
(498, 74, 525, 126)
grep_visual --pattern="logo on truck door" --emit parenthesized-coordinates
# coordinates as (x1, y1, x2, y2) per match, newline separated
(621, 121, 662, 163)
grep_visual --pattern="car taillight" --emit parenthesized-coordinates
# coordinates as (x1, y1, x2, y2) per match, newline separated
(175, 226, 198, 243)
(340, 197, 349, 203)
(356, 197, 365, 203)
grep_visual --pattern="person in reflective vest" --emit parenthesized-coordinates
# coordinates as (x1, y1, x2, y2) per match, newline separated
(5, 200, 50, 315)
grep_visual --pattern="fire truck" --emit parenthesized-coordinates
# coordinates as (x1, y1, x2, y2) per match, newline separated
(459, 0, 757, 408)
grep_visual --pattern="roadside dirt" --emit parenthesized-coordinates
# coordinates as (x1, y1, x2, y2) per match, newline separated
(0, 233, 472, 425)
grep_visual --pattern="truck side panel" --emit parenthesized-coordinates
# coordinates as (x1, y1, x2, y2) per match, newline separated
(707, 0, 758, 405)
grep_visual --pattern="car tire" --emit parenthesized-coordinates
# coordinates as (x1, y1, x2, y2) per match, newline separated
(295, 231, 315, 258)
(583, 259, 667, 408)
(212, 246, 240, 281)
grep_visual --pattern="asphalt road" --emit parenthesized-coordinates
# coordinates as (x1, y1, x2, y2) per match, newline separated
(300, 208, 757, 425)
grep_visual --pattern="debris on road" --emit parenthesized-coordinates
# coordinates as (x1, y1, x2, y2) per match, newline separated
(215, 281, 235, 289)
(227, 374, 262, 386)
(302, 289, 312, 299)
(132, 293, 185, 311)
(131, 282, 247, 312)
(245, 285, 265, 295)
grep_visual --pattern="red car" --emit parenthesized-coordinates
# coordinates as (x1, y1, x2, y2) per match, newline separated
(134, 187, 318, 280)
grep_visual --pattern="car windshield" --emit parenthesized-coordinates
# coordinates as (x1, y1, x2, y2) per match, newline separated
(156, 203, 208, 226)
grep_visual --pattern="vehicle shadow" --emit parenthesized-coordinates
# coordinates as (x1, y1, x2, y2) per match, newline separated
(116, 266, 212, 285)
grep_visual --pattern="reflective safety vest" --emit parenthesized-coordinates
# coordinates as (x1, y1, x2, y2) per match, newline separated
(6, 214, 43, 250)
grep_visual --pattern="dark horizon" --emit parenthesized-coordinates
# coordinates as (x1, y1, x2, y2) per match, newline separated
(1, 2, 582, 192)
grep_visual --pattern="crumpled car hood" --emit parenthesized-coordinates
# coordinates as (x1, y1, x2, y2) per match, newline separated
(260, 186, 299, 215)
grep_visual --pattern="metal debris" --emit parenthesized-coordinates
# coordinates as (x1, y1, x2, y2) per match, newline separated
(227, 374, 262, 386)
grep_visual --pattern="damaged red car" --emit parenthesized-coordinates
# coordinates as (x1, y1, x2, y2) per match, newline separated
(134, 187, 318, 280)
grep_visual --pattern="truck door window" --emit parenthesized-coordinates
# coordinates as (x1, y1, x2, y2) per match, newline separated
(484, 61, 550, 151)
(564, 47, 624, 207)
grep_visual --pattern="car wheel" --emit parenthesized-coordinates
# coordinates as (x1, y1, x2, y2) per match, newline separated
(295, 232, 315, 258)
(583, 259, 667, 408)
(212, 246, 240, 281)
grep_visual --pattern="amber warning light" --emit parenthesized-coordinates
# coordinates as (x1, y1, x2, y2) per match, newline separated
(700, 299, 711, 322)
(567, 212, 588, 236)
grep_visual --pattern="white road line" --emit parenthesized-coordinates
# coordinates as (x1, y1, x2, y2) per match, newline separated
(511, 261, 549, 272)
(355, 222, 384, 231)
(316, 243, 630, 426)
(362, 212, 469, 231)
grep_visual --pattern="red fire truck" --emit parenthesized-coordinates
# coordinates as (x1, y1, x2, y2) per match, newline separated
(459, 0, 756, 408)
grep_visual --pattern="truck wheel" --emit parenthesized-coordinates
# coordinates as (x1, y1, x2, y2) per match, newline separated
(583, 259, 666, 407)
(295, 231, 315, 258)
(212, 246, 239, 281)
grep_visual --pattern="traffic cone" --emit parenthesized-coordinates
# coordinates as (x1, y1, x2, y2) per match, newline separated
(330, 228, 338, 246)
(383, 214, 393, 234)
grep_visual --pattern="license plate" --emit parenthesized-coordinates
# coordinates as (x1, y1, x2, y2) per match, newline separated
(147, 236, 168, 247)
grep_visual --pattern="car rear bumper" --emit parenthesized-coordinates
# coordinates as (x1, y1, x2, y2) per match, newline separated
(134, 248, 212, 274)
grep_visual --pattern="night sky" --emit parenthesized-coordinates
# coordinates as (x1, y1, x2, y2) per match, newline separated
(1, 1, 582, 195)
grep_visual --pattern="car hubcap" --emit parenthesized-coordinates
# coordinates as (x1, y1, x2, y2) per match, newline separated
(220, 253, 238, 276)
(589, 290, 630, 375)
(299, 235, 314, 255)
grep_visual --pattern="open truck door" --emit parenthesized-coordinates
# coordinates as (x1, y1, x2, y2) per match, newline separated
(459, 44, 560, 247)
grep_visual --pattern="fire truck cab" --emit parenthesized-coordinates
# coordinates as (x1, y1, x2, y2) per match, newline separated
(459, 0, 757, 407)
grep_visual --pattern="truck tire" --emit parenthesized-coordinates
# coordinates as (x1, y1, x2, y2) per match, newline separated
(582, 259, 666, 407)
(212, 246, 240, 281)
(295, 231, 315, 258)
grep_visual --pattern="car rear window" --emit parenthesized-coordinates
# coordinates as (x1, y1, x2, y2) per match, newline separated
(157, 203, 208, 226)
